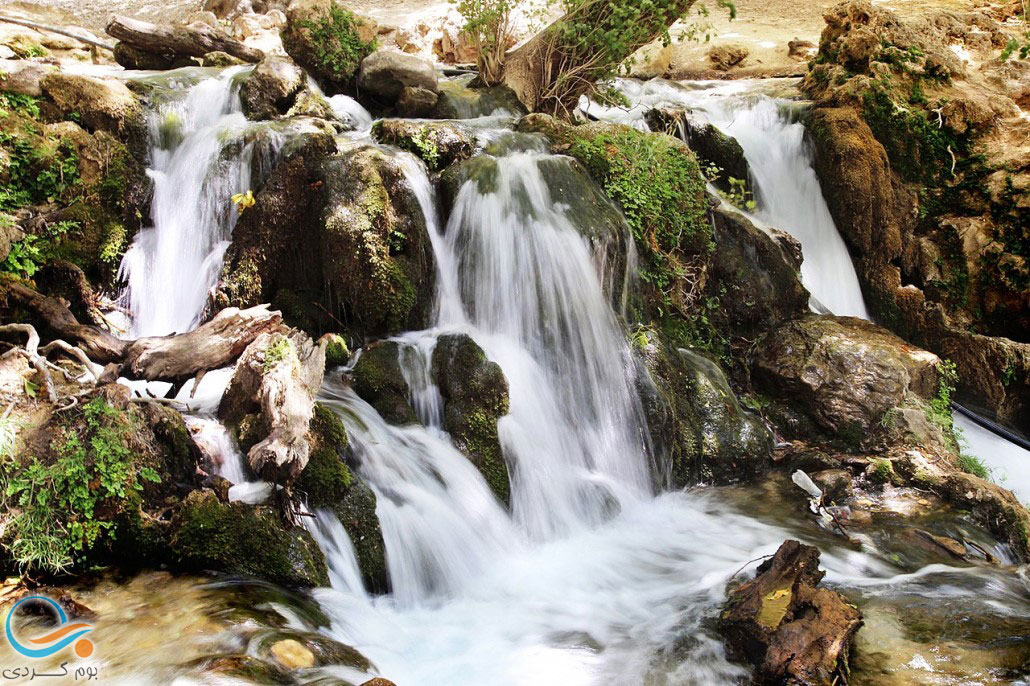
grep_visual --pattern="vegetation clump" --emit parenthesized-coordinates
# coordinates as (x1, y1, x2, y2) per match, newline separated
(0, 397, 160, 573)
(285, 1, 377, 92)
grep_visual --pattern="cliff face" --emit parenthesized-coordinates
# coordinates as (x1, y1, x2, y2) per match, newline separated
(801, 0, 1030, 432)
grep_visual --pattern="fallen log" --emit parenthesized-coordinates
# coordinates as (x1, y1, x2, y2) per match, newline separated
(0, 15, 115, 51)
(219, 330, 328, 487)
(124, 305, 282, 380)
(5, 281, 281, 381)
(105, 15, 264, 63)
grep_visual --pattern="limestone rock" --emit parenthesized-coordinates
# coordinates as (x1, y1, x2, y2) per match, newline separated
(396, 85, 438, 118)
(269, 639, 315, 670)
(282, 0, 377, 93)
(371, 119, 473, 171)
(40, 73, 144, 139)
(708, 43, 749, 70)
(0, 58, 56, 96)
(239, 55, 305, 120)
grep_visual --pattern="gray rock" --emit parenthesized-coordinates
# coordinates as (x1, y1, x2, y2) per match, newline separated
(396, 85, 438, 117)
(358, 49, 438, 102)
(240, 55, 305, 120)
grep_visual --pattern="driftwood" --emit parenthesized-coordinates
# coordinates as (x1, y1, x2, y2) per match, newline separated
(5, 281, 281, 382)
(0, 15, 115, 51)
(105, 15, 264, 63)
(219, 330, 328, 487)
(0, 324, 57, 403)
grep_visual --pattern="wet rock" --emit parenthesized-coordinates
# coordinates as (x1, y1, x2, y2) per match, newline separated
(258, 629, 371, 670)
(0, 58, 56, 96)
(430, 80, 526, 119)
(114, 42, 195, 70)
(361, 680, 397, 686)
(645, 108, 750, 194)
(639, 342, 773, 487)
(286, 88, 336, 120)
(708, 43, 749, 70)
(240, 55, 305, 120)
(351, 340, 417, 425)
(196, 655, 292, 685)
(357, 49, 438, 103)
(719, 540, 861, 686)
(752, 315, 941, 444)
(282, 0, 377, 93)
(171, 489, 330, 587)
(396, 85, 439, 118)
(371, 118, 474, 171)
(810, 469, 853, 504)
(432, 333, 511, 504)
(298, 403, 388, 593)
(708, 207, 809, 339)
(269, 639, 314, 669)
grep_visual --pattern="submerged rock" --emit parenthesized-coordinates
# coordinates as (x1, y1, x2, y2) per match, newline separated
(752, 315, 940, 445)
(351, 340, 417, 425)
(719, 540, 861, 685)
(432, 334, 511, 504)
(430, 79, 526, 119)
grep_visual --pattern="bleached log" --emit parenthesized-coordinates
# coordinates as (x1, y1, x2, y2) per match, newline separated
(105, 15, 264, 63)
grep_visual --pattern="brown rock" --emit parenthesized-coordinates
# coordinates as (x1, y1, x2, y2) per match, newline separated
(719, 540, 861, 686)
(396, 85, 439, 118)
(708, 43, 748, 70)
(269, 639, 315, 670)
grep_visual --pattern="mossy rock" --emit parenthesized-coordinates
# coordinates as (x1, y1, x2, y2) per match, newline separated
(637, 338, 772, 487)
(171, 490, 330, 588)
(432, 333, 511, 504)
(298, 403, 388, 593)
(239, 56, 306, 121)
(281, 0, 378, 94)
(371, 119, 474, 172)
(430, 79, 527, 120)
(351, 341, 417, 425)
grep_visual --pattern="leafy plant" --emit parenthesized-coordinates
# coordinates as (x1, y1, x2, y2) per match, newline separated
(454, 0, 519, 84)
(300, 2, 378, 83)
(263, 336, 295, 373)
(1, 220, 80, 278)
(1000, 0, 1029, 60)
(0, 397, 160, 573)
(724, 176, 755, 211)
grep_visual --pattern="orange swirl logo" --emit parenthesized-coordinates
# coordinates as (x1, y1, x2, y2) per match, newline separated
(5, 596, 93, 659)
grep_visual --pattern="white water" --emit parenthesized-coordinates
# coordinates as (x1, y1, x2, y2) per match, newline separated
(118, 68, 275, 337)
(586, 79, 869, 319)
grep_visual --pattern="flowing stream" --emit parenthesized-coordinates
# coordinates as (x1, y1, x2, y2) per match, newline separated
(100, 72, 1030, 685)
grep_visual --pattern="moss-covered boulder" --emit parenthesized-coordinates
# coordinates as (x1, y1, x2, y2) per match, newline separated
(171, 489, 330, 588)
(239, 55, 306, 121)
(351, 340, 417, 425)
(298, 404, 387, 592)
(281, 0, 377, 94)
(644, 108, 750, 195)
(319, 145, 435, 337)
(39, 73, 145, 142)
(752, 315, 942, 447)
(357, 50, 439, 104)
(431, 334, 511, 504)
(371, 119, 474, 172)
(518, 114, 712, 318)
(638, 338, 772, 487)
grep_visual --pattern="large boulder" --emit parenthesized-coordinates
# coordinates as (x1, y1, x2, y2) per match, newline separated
(752, 315, 941, 444)
(171, 489, 330, 587)
(432, 334, 511, 504)
(719, 540, 861, 685)
(638, 340, 773, 487)
(217, 136, 435, 340)
(0, 58, 56, 96)
(357, 49, 438, 104)
(281, 0, 377, 93)
(430, 80, 526, 119)
(351, 340, 418, 425)
(645, 108, 751, 194)
(239, 55, 306, 120)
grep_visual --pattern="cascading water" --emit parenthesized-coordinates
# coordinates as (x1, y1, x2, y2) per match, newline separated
(118, 67, 280, 337)
(586, 78, 870, 319)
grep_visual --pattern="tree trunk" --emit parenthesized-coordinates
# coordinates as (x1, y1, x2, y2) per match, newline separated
(106, 15, 264, 63)
(501, 0, 697, 116)
(219, 330, 328, 486)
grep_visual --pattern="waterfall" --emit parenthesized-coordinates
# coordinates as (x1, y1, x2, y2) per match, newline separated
(586, 78, 870, 319)
(118, 68, 280, 337)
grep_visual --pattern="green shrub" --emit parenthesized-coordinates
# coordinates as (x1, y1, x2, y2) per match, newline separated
(0, 398, 160, 573)
(300, 3, 377, 84)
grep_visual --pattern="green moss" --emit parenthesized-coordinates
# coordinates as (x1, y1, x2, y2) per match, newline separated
(263, 335, 295, 373)
(172, 490, 329, 587)
(298, 2, 377, 86)
(567, 125, 711, 314)
(325, 334, 350, 367)
(458, 409, 509, 504)
(298, 404, 353, 507)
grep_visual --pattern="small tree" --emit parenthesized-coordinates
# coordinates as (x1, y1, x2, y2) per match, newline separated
(455, 0, 519, 85)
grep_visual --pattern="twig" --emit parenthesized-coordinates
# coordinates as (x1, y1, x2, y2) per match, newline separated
(39, 340, 103, 382)
(730, 554, 773, 580)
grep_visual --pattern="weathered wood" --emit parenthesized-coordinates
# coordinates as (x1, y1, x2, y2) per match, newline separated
(0, 15, 114, 51)
(219, 330, 328, 486)
(6, 281, 128, 363)
(0, 323, 57, 403)
(123, 305, 282, 380)
(105, 15, 264, 63)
